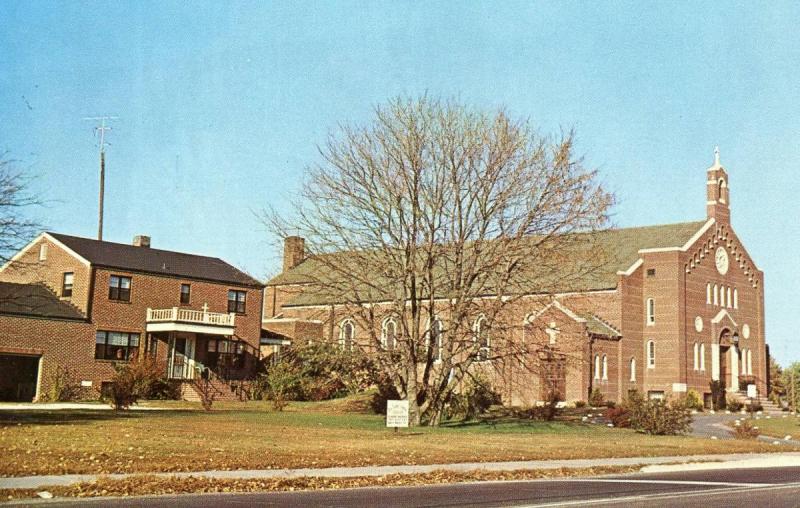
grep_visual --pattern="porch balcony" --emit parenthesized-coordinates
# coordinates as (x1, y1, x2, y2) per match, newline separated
(146, 307, 236, 335)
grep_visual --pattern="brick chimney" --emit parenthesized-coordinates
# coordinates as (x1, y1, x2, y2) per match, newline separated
(283, 236, 305, 272)
(133, 235, 151, 248)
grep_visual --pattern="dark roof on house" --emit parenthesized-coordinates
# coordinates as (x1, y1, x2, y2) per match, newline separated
(48, 233, 264, 288)
(268, 220, 707, 307)
(0, 282, 85, 320)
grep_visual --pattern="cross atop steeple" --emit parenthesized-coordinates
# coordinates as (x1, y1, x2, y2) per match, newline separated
(714, 146, 720, 167)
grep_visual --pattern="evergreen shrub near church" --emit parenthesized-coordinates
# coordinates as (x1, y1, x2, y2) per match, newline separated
(604, 390, 692, 435)
(254, 343, 378, 406)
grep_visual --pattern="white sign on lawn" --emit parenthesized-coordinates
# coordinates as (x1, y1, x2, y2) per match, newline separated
(386, 399, 409, 428)
(746, 384, 758, 399)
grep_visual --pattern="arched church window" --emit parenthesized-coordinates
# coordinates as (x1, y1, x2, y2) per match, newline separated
(713, 285, 719, 306)
(340, 319, 355, 352)
(602, 355, 608, 380)
(630, 358, 636, 382)
(700, 344, 705, 371)
(381, 317, 397, 351)
(594, 355, 600, 380)
(706, 283, 712, 305)
(647, 340, 656, 368)
(733, 288, 739, 309)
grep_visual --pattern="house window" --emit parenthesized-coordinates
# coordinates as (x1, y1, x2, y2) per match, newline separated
(646, 268, 656, 277)
(62, 272, 74, 298)
(646, 298, 655, 325)
(95, 331, 140, 361)
(602, 355, 608, 380)
(180, 284, 191, 304)
(647, 340, 655, 368)
(108, 275, 131, 301)
(430, 318, 443, 362)
(706, 283, 712, 305)
(227, 290, 246, 313)
(594, 355, 601, 380)
(381, 317, 397, 351)
(39, 243, 48, 261)
(474, 315, 490, 361)
(700, 344, 705, 371)
(206, 338, 245, 370)
(340, 319, 355, 351)
(648, 390, 665, 401)
(630, 358, 636, 382)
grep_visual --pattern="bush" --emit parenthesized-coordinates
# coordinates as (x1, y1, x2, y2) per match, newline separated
(254, 343, 380, 407)
(370, 373, 401, 415)
(604, 405, 631, 428)
(681, 389, 704, 411)
(588, 388, 604, 407)
(574, 400, 587, 408)
(726, 397, 744, 412)
(40, 366, 82, 402)
(746, 402, 763, 413)
(448, 375, 502, 421)
(709, 380, 726, 410)
(605, 400, 616, 409)
(622, 391, 692, 435)
(733, 419, 760, 439)
(108, 358, 164, 410)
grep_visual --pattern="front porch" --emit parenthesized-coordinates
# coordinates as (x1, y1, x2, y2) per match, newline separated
(145, 307, 259, 386)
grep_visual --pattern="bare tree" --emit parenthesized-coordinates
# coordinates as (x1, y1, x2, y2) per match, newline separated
(265, 97, 614, 426)
(0, 155, 44, 310)
(0, 155, 40, 265)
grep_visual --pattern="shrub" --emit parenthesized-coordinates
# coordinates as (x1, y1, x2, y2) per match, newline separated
(191, 375, 218, 411)
(726, 397, 744, 412)
(746, 402, 763, 413)
(448, 375, 502, 421)
(574, 400, 587, 408)
(255, 343, 380, 406)
(588, 388, 604, 407)
(709, 380, 726, 410)
(40, 366, 82, 402)
(623, 392, 692, 435)
(605, 400, 616, 409)
(604, 405, 631, 428)
(733, 419, 760, 439)
(370, 373, 401, 415)
(682, 389, 704, 411)
(108, 358, 163, 410)
(261, 361, 302, 411)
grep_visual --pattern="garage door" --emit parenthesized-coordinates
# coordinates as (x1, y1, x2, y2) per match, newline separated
(0, 354, 40, 402)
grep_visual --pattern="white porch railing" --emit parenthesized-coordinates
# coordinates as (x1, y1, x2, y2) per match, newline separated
(146, 307, 236, 327)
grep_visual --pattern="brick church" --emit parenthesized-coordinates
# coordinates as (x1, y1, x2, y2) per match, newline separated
(264, 151, 767, 406)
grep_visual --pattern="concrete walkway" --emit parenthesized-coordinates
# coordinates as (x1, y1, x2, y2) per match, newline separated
(4, 452, 800, 490)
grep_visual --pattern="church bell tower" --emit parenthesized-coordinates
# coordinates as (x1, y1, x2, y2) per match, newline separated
(707, 147, 730, 224)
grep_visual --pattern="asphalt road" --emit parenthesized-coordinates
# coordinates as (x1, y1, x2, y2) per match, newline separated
(19, 466, 800, 508)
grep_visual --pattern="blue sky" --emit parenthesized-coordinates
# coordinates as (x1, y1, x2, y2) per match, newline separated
(1, 2, 798, 364)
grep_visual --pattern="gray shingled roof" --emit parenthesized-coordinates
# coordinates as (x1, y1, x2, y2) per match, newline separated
(49, 233, 263, 288)
(0, 282, 85, 320)
(269, 221, 707, 307)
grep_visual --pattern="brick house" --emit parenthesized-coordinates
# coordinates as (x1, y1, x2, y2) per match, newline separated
(0, 234, 264, 401)
(264, 154, 767, 406)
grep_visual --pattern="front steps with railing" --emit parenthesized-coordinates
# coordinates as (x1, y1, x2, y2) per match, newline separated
(178, 373, 251, 403)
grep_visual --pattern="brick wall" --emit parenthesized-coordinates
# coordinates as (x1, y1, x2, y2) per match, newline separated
(0, 315, 102, 399)
(91, 268, 263, 351)
(0, 235, 91, 314)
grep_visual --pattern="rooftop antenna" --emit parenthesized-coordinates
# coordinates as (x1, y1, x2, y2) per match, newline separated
(83, 116, 118, 241)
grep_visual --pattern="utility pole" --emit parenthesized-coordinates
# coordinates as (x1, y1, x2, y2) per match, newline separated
(83, 116, 118, 241)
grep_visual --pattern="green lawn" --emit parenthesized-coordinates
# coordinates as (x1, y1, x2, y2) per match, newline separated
(739, 414, 800, 439)
(0, 398, 784, 477)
